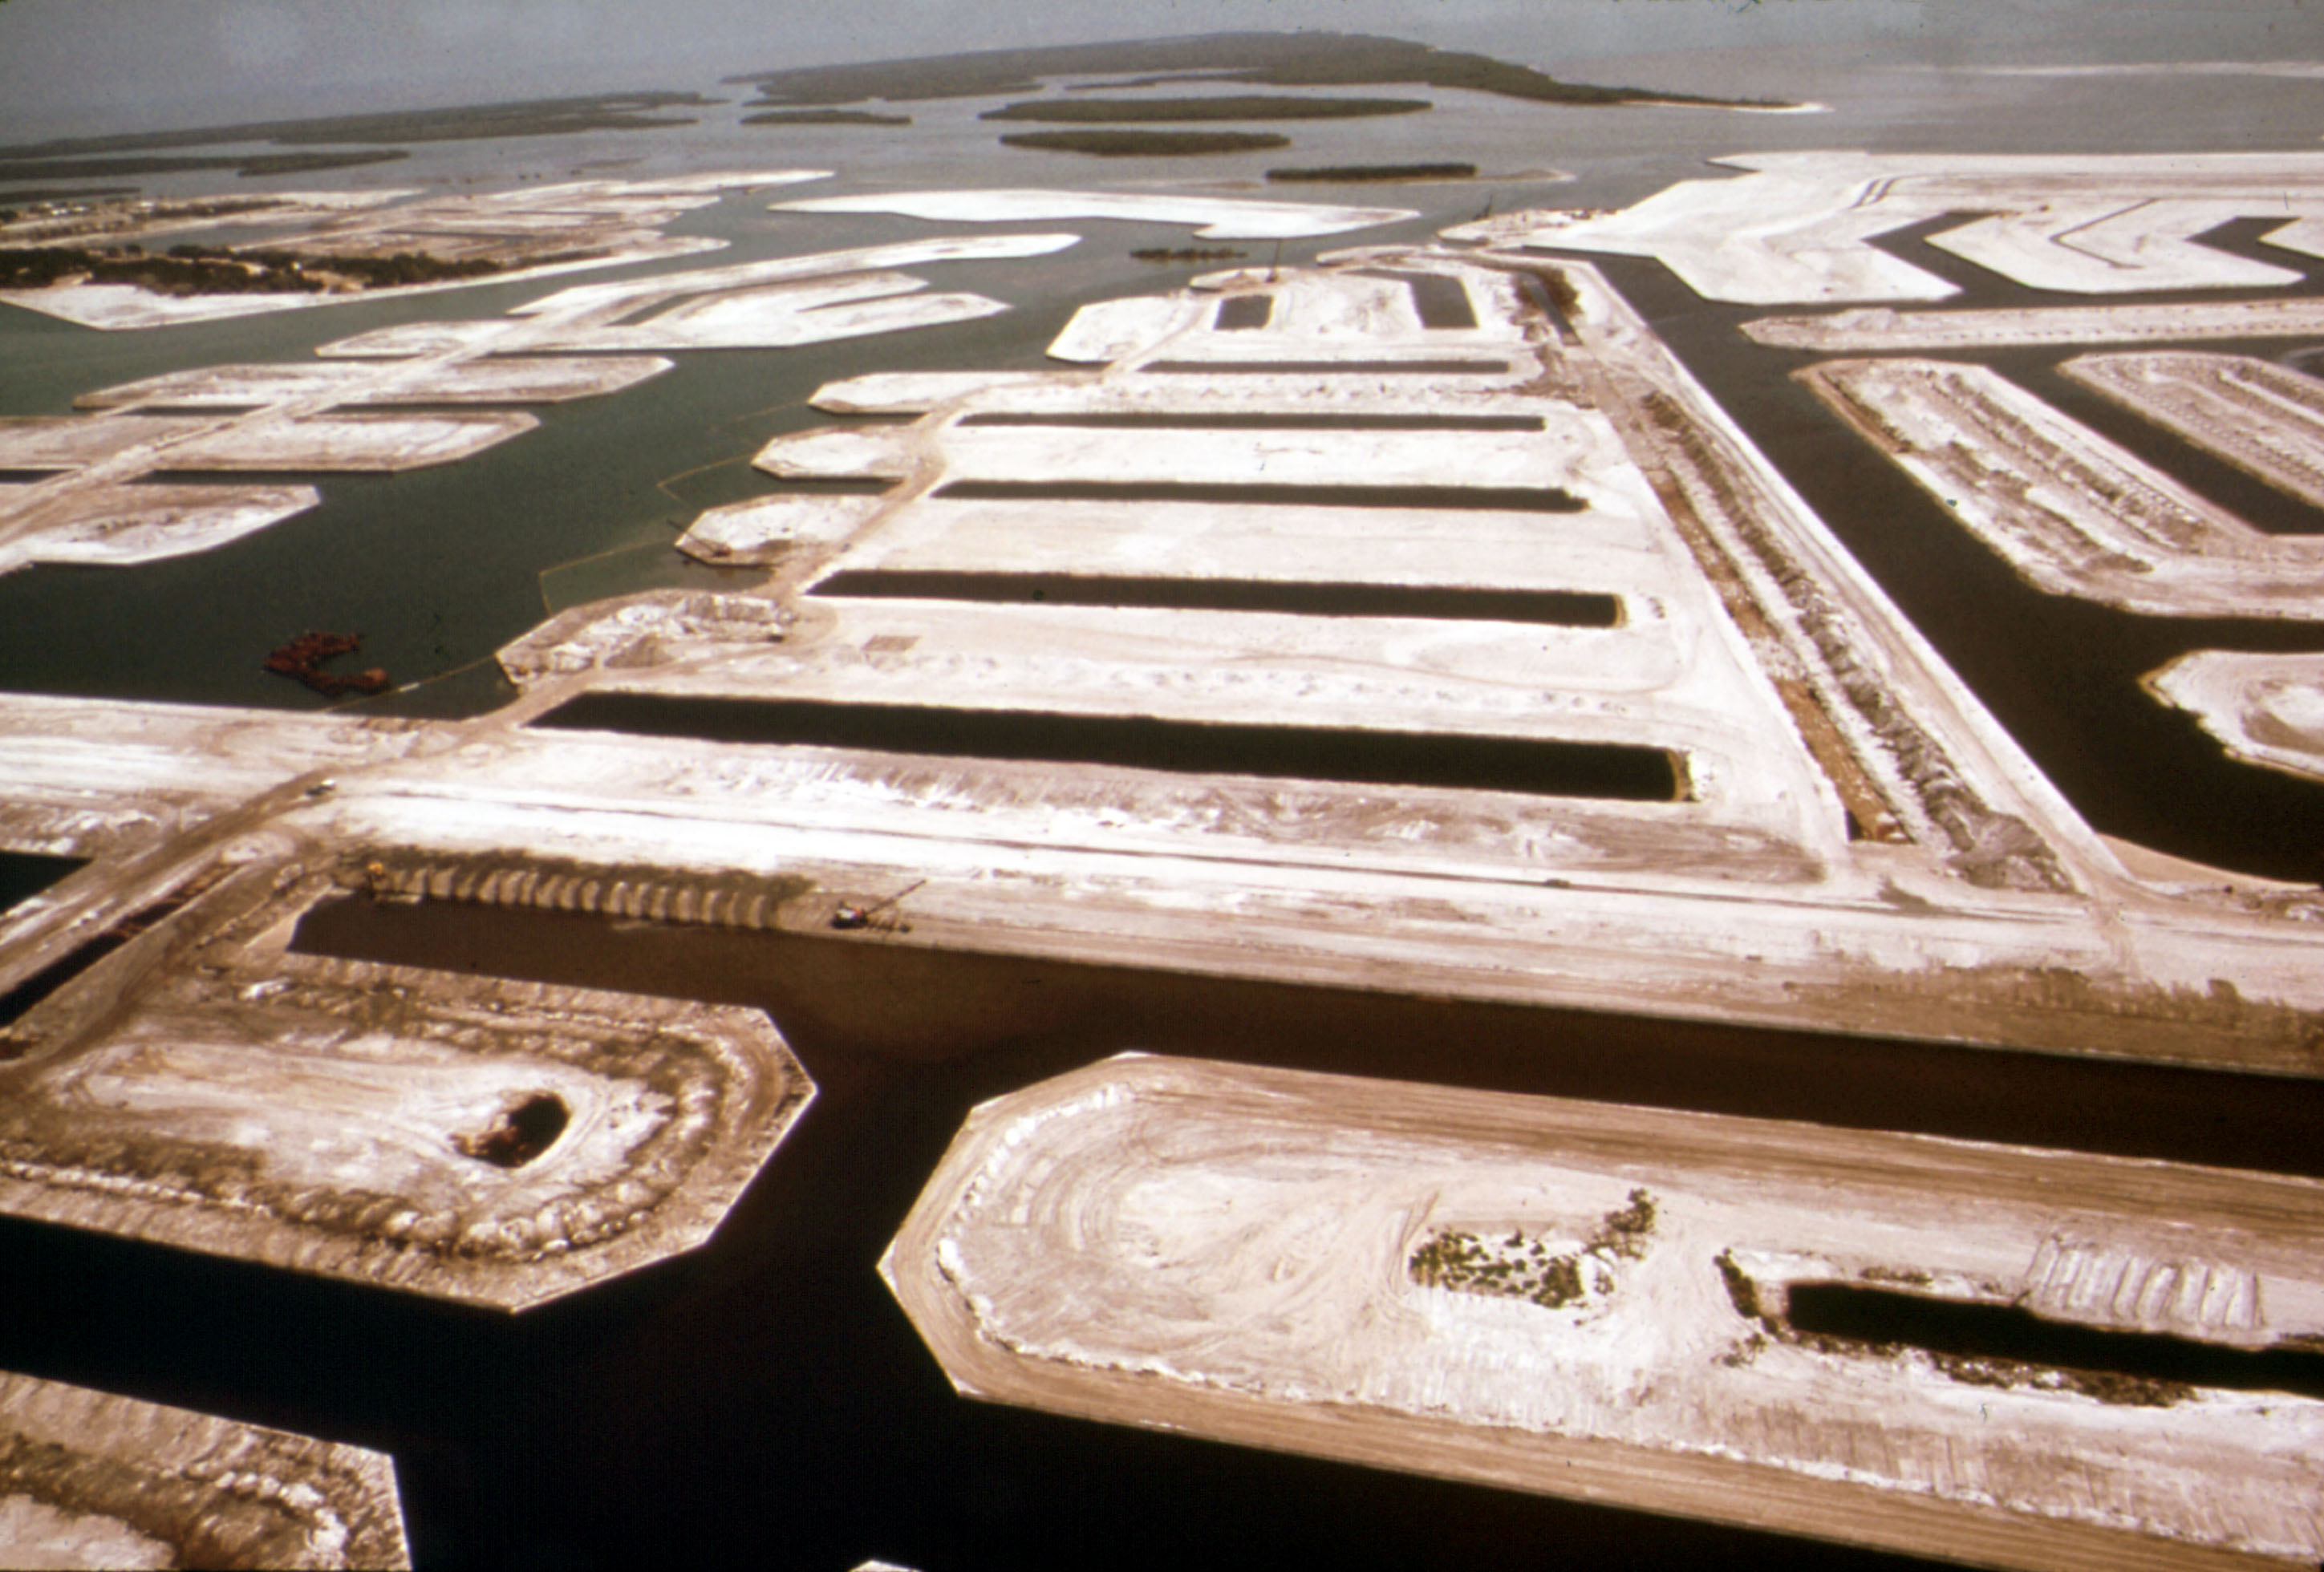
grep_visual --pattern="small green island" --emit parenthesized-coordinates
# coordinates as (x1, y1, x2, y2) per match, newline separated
(0, 241, 523, 297)
(1000, 130, 1289, 157)
(742, 108, 912, 127)
(1267, 161, 1479, 184)
(980, 95, 1433, 124)
(0, 148, 409, 185)
(730, 31, 1781, 111)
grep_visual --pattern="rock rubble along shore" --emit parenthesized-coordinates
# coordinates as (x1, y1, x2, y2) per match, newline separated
(2062, 351, 2324, 512)
(1799, 357, 2324, 620)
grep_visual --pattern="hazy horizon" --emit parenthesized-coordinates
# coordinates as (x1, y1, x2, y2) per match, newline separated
(2, 0, 2318, 143)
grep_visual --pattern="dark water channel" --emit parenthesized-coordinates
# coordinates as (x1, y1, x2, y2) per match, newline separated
(1583, 221, 2324, 887)
(0, 849, 79, 915)
(2, 893, 2304, 1570)
(9, 94, 2324, 1567)
(535, 694, 1681, 800)
(1783, 1282, 2324, 1403)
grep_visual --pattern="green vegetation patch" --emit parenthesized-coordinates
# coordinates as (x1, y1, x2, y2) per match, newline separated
(0, 241, 527, 298)
(1000, 130, 1288, 157)
(0, 149, 408, 184)
(236, 150, 411, 178)
(1267, 161, 1477, 184)
(1131, 246, 1247, 265)
(0, 93, 715, 165)
(732, 32, 1774, 111)
(981, 95, 1430, 124)
(1409, 1189, 1659, 1311)
(742, 109, 912, 127)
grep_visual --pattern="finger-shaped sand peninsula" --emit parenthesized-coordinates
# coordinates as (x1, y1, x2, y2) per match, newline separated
(1450, 152, 2324, 305)
(888, 1053, 2324, 1570)
(1798, 357, 2324, 620)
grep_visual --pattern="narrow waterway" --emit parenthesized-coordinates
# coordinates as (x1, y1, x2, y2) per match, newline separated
(2, 894, 2288, 1570)
(8, 59, 2324, 1570)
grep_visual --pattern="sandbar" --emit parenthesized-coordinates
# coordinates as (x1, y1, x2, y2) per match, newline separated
(772, 188, 1416, 239)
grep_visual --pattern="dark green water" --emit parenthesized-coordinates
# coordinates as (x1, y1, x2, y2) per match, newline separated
(54, 893, 2271, 1572)
(7, 63, 2324, 1572)
(0, 192, 1499, 717)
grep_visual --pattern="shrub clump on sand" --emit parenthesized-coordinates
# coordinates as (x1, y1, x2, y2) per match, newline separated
(1267, 161, 1476, 184)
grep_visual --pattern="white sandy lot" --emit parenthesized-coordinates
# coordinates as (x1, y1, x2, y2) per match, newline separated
(1743, 297, 2324, 352)
(2148, 650, 2324, 785)
(1450, 151, 2324, 304)
(890, 1054, 2324, 1570)
(774, 187, 1415, 239)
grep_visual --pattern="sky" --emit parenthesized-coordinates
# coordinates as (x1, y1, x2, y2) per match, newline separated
(1, 0, 2319, 140)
